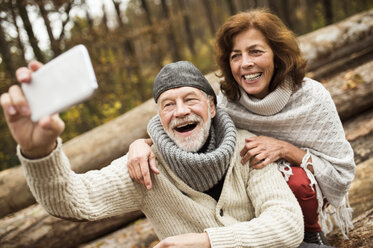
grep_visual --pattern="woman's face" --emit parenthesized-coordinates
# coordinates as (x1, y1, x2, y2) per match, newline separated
(229, 28, 275, 99)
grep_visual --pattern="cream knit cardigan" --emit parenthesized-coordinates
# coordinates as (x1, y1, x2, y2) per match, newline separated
(19, 129, 303, 248)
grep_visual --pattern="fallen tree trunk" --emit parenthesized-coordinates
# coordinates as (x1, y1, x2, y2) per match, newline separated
(1, 10, 373, 218)
(323, 60, 373, 121)
(299, 9, 373, 72)
(0, 204, 143, 248)
(79, 218, 158, 248)
(344, 108, 373, 165)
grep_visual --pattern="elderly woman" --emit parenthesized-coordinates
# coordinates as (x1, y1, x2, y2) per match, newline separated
(127, 9, 355, 246)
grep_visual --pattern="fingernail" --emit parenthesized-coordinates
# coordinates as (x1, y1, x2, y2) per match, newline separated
(19, 72, 29, 81)
(146, 185, 151, 190)
(8, 106, 17, 115)
(21, 106, 30, 115)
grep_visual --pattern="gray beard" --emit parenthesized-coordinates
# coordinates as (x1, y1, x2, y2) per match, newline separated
(165, 112, 211, 152)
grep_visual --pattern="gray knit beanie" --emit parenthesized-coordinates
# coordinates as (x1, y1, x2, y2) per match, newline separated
(153, 61, 217, 104)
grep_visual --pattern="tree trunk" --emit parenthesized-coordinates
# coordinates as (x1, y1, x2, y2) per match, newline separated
(140, 0, 163, 69)
(37, 0, 61, 56)
(177, 0, 196, 56)
(112, 0, 124, 27)
(299, 9, 373, 72)
(344, 108, 373, 165)
(0, 19, 15, 77)
(225, 0, 237, 16)
(201, 0, 216, 36)
(9, 1, 27, 65)
(15, 0, 45, 62)
(323, 60, 373, 121)
(322, 0, 333, 25)
(79, 218, 158, 248)
(0, 204, 143, 248)
(101, 3, 109, 33)
(160, 0, 181, 61)
(56, 0, 72, 43)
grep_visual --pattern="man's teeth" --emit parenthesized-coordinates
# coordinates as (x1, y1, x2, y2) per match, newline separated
(244, 73, 262, 81)
(177, 123, 190, 128)
(175, 122, 197, 132)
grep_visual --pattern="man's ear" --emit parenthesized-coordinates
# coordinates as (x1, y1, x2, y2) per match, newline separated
(209, 97, 216, 118)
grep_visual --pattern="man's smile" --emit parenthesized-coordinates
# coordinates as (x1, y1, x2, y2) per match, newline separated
(174, 122, 198, 133)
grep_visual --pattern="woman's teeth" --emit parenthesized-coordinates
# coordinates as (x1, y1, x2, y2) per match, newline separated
(243, 72, 262, 81)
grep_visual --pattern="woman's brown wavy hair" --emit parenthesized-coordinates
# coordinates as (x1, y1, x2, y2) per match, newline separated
(215, 9, 307, 101)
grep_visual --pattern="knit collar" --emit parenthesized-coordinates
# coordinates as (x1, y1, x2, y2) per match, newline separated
(147, 108, 237, 192)
(238, 79, 292, 116)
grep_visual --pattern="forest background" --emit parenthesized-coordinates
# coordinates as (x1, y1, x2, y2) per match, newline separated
(0, 0, 372, 171)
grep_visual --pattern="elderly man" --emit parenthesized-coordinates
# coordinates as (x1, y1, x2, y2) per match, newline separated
(1, 61, 304, 247)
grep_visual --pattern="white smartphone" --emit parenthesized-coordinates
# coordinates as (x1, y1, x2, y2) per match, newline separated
(22, 44, 98, 122)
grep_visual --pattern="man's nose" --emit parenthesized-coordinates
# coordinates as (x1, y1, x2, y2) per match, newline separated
(174, 102, 190, 117)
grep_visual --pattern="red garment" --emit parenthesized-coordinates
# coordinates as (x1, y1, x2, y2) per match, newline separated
(287, 166, 321, 232)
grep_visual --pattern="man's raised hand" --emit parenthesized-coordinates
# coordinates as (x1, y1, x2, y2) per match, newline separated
(0, 61, 64, 158)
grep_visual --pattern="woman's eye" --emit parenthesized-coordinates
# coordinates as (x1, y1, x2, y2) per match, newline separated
(230, 54, 240, 60)
(251, 50, 263, 55)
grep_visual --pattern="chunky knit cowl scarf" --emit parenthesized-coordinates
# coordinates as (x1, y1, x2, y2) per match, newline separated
(147, 108, 237, 192)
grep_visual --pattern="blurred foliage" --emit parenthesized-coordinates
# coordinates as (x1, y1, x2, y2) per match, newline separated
(0, 0, 372, 170)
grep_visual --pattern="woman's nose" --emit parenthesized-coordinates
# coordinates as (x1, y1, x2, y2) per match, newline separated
(242, 54, 254, 68)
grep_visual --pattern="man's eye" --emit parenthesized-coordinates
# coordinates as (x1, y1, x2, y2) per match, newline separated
(164, 102, 174, 108)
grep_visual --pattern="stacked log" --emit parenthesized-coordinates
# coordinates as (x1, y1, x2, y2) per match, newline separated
(1, 9, 373, 248)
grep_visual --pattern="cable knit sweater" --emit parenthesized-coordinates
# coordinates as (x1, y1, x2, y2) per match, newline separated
(19, 129, 303, 248)
(218, 77, 356, 236)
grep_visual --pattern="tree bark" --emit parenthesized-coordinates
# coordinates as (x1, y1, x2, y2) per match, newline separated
(112, 0, 124, 27)
(323, 60, 373, 121)
(15, 0, 45, 62)
(0, 19, 15, 77)
(140, 0, 163, 69)
(322, 0, 333, 25)
(9, 1, 27, 65)
(160, 0, 181, 61)
(79, 218, 158, 248)
(0, 204, 143, 248)
(177, 0, 196, 56)
(38, 0, 61, 56)
(299, 9, 373, 72)
(225, 0, 237, 16)
(201, 0, 216, 36)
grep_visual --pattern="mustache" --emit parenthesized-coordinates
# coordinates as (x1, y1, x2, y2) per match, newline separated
(169, 114, 203, 129)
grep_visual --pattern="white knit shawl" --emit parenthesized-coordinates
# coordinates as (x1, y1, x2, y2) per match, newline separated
(218, 77, 356, 237)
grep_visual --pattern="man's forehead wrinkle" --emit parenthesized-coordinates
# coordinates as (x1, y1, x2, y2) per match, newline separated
(158, 87, 202, 103)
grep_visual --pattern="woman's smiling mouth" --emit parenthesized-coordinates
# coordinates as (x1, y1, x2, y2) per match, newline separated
(243, 72, 262, 81)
